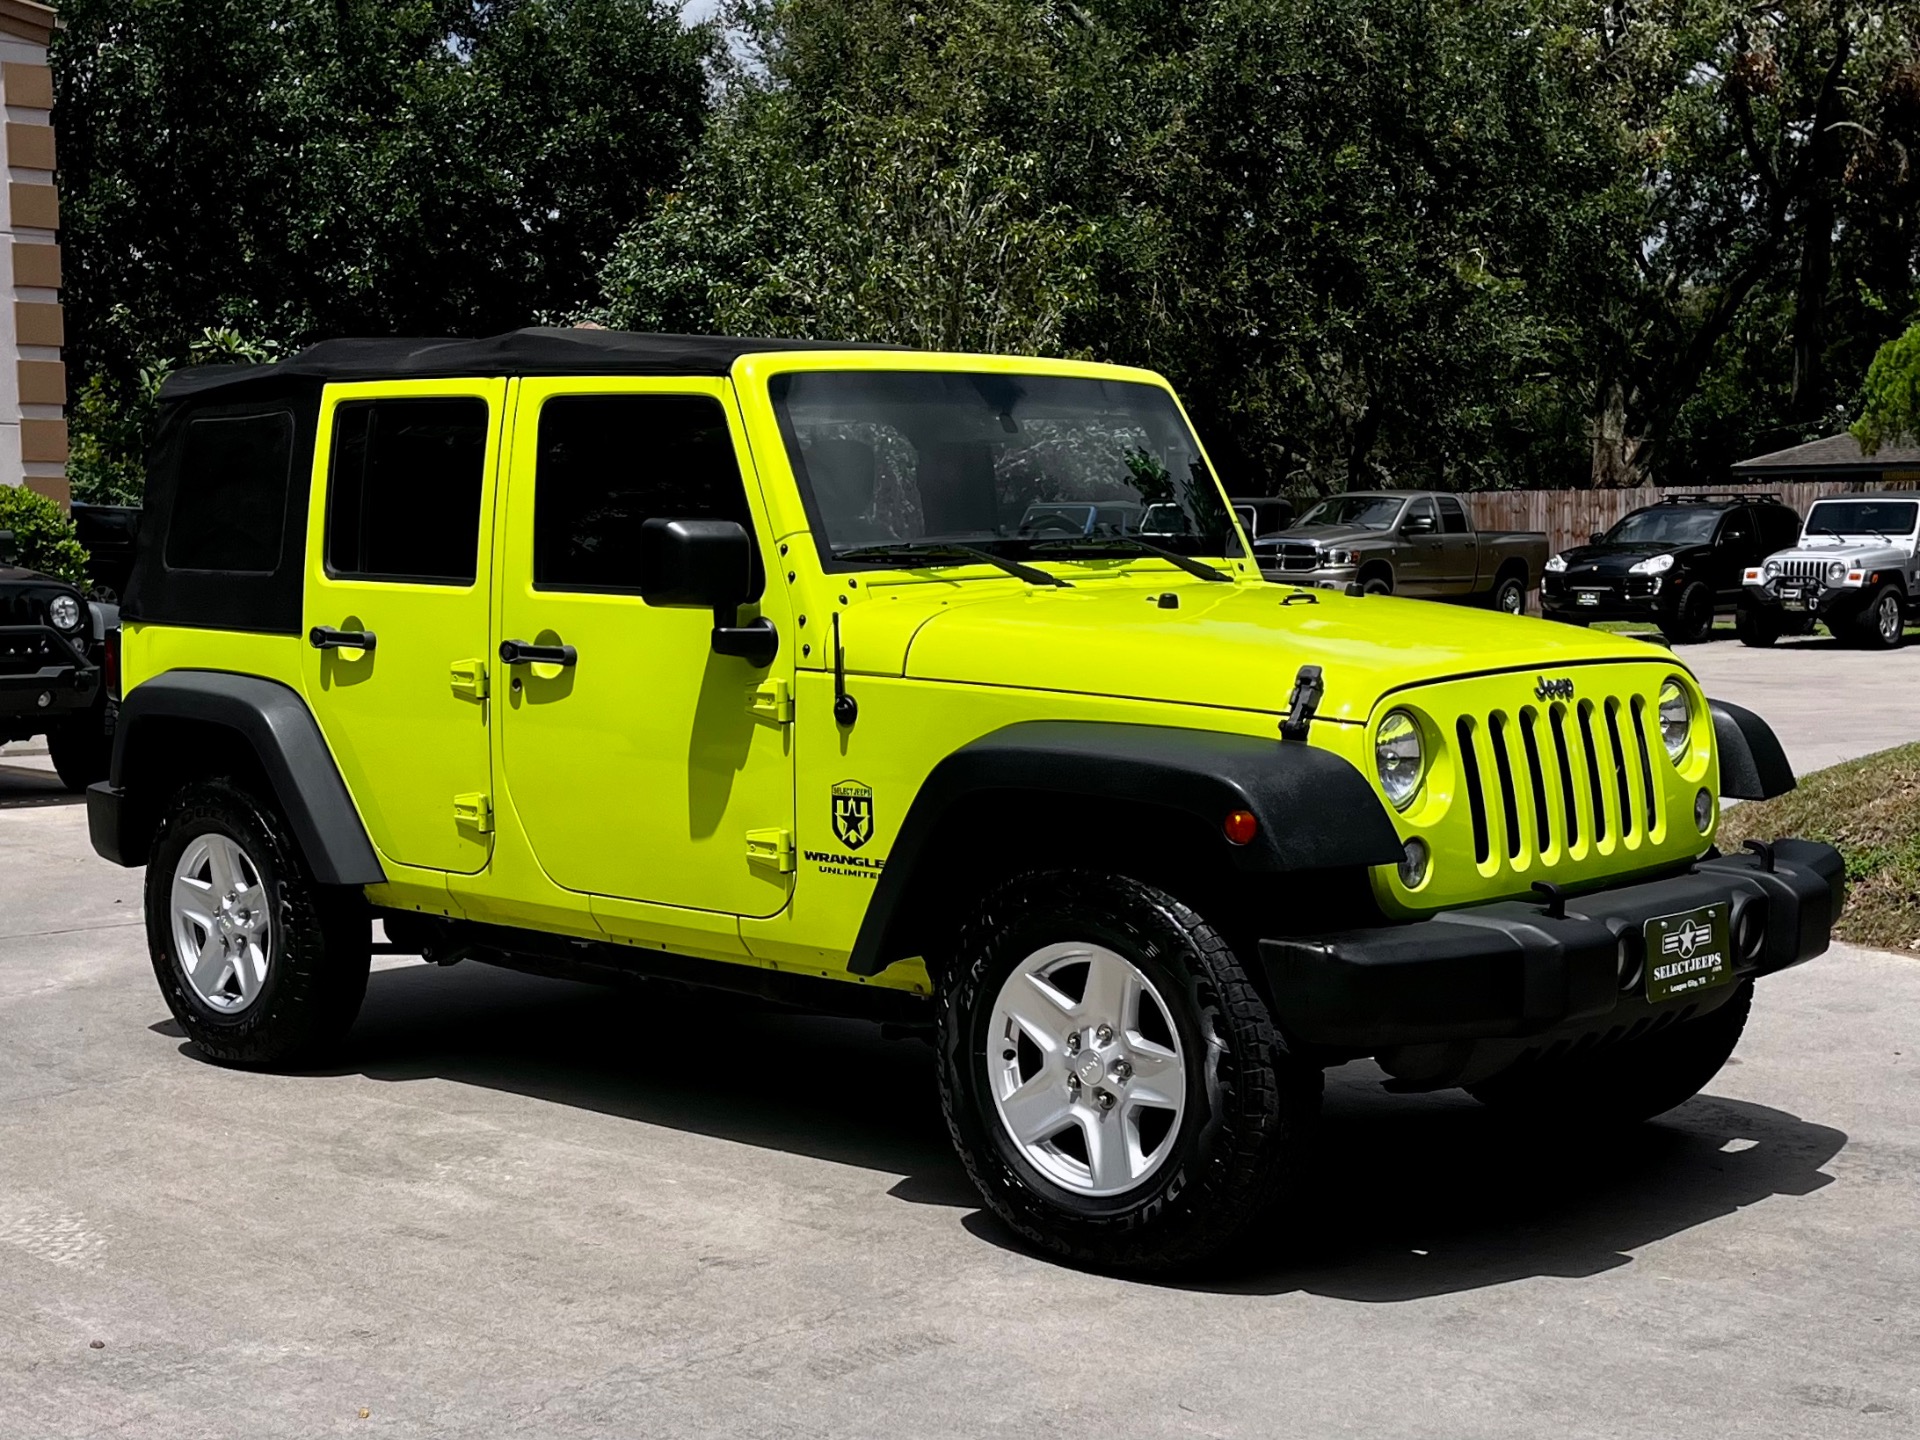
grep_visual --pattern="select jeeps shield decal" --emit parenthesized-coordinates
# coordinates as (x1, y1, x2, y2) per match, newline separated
(831, 780, 875, 850)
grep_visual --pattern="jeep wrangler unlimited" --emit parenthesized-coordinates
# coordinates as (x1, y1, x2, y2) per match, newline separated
(88, 330, 1843, 1273)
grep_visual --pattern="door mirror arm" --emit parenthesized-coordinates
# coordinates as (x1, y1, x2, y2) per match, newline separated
(639, 517, 778, 668)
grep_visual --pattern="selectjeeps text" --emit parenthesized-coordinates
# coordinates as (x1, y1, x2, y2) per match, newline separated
(88, 330, 1844, 1273)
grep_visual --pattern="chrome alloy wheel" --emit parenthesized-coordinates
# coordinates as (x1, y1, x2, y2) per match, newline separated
(986, 942, 1188, 1198)
(1499, 581, 1525, 615)
(1876, 591, 1902, 645)
(171, 833, 272, 1013)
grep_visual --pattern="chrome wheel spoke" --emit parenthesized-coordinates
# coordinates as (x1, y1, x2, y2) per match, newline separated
(1000, 972, 1076, 1042)
(189, 944, 233, 997)
(1123, 1041, 1183, 1108)
(1078, 1112, 1132, 1192)
(1000, 1071, 1073, 1147)
(1078, 950, 1138, 1030)
(172, 871, 215, 932)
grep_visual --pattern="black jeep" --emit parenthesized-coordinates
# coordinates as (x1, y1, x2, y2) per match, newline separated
(1541, 493, 1802, 643)
(0, 528, 117, 790)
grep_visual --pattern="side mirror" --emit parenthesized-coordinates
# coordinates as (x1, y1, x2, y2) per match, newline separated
(1589, 532, 1604, 546)
(0, 528, 16, 566)
(1403, 514, 1436, 536)
(639, 518, 777, 667)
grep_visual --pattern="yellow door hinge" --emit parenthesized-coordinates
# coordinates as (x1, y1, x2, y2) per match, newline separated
(745, 827, 795, 873)
(453, 792, 494, 833)
(748, 678, 793, 724)
(449, 659, 489, 700)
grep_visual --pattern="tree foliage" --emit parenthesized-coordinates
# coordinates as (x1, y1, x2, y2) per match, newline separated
(1853, 321, 1920, 453)
(0, 485, 89, 587)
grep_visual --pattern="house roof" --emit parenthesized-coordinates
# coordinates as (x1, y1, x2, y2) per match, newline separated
(1731, 432, 1920, 476)
(157, 328, 906, 405)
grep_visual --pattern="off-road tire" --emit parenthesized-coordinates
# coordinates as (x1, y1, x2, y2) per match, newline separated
(1854, 585, 1906, 650)
(937, 869, 1321, 1274)
(1661, 580, 1715, 644)
(46, 712, 112, 792)
(1466, 983, 1752, 1127)
(1361, 572, 1393, 597)
(1735, 601, 1781, 648)
(1485, 572, 1527, 616)
(145, 777, 370, 1067)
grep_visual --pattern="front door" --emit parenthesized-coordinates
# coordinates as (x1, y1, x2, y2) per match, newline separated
(1397, 497, 1444, 595)
(301, 381, 504, 874)
(496, 379, 795, 917)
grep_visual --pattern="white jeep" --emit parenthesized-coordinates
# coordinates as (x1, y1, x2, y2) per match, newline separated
(1738, 493, 1919, 649)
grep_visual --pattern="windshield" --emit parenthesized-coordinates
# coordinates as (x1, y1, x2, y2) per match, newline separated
(1603, 507, 1719, 546)
(1296, 495, 1404, 530)
(1804, 500, 1919, 538)
(770, 371, 1237, 565)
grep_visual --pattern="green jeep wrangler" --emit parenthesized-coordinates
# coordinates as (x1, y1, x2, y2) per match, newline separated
(89, 330, 1843, 1273)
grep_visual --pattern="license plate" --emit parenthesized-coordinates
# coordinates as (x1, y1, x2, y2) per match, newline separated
(1576, 592, 1600, 606)
(1644, 904, 1733, 1004)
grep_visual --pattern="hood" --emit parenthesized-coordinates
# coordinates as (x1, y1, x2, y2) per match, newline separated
(0, 563, 62, 586)
(840, 577, 1662, 724)
(1770, 537, 1909, 566)
(1554, 540, 1704, 574)
(1259, 523, 1391, 550)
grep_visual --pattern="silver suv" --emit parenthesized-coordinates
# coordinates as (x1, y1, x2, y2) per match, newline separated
(1738, 493, 1919, 649)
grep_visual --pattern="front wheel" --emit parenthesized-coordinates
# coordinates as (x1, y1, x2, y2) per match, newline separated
(1661, 580, 1715, 644)
(145, 777, 370, 1067)
(938, 870, 1320, 1273)
(1735, 600, 1781, 648)
(1855, 585, 1906, 650)
(1466, 984, 1752, 1127)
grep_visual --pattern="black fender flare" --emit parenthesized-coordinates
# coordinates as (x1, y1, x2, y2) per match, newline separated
(94, 670, 384, 885)
(846, 720, 1404, 976)
(1708, 698, 1795, 801)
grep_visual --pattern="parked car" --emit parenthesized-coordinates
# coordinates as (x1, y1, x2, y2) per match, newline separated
(1255, 490, 1547, 613)
(1015, 500, 1143, 537)
(70, 502, 143, 602)
(0, 528, 118, 790)
(1541, 493, 1801, 644)
(1737, 492, 1920, 649)
(1228, 495, 1295, 540)
(89, 329, 1839, 1274)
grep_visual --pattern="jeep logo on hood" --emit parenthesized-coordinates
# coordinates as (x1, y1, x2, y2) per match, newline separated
(1534, 675, 1576, 701)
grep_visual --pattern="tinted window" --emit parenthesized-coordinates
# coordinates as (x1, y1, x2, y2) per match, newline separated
(164, 412, 294, 573)
(1298, 495, 1404, 530)
(1605, 506, 1718, 545)
(534, 394, 752, 593)
(327, 399, 489, 584)
(1405, 497, 1439, 530)
(1761, 505, 1801, 549)
(1436, 495, 1469, 534)
(1804, 499, 1920, 537)
(1716, 508, 1754, 545)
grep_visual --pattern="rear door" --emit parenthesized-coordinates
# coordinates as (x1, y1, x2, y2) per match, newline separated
(300, 382, 503, 874)
(1711, 507, 1758, 600)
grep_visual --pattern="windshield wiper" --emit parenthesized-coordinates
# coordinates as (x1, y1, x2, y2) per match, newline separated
(1032, 535, 1232, 582)
(836, 541, 1071, 587)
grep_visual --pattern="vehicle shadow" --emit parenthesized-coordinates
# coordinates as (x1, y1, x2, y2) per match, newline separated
(0, 760, 82, 810)
(254, 960, 1847, 1300)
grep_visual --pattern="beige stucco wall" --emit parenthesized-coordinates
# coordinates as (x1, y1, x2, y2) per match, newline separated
(0, 1, 64, 506)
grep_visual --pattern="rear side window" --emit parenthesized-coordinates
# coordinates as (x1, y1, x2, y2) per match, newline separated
(533, 394, 753, 593)
(1762, 504, 1801, 550)
(164, 412, 295, 573)
(1436, 495, 1469, 534)
(326, 398, 490, 584)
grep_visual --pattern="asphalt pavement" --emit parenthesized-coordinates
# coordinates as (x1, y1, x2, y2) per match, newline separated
(1, 634, 1915, 1438)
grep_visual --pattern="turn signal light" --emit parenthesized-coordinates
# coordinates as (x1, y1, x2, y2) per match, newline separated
(1223, 810, 1259, 846)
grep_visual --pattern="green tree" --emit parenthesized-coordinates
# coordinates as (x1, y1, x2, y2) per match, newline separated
(1852, 320, 1920, 453)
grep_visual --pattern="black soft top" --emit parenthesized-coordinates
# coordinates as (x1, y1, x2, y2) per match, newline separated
(158, 327, 904, 404)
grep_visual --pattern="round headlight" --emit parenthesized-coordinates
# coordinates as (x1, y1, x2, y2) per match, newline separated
(1763, 558, 1780, 579)
(1375, 709, 1426, 810)
(1826, 560, 1847, 585)
(1658, 678, 1691, 762)
(47, 594, 81, 631)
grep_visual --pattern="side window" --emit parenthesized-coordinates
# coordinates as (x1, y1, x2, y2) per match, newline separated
(1436, 495, 1469, 534)
(533, 393, 753, 594)
(326, 398, 489, 584)
(1765, 505, 1801, 550)
(165, 411, 295, 573)
(1405, 497, 1439, 532)
(1717, 507, 1752, 547)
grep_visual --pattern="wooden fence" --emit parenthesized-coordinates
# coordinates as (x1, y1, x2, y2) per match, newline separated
(1463, 479, 1914, 561)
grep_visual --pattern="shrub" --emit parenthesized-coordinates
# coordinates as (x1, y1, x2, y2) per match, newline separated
(0, 484, 90, 587)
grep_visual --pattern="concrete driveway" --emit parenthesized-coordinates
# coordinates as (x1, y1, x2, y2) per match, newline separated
(1, 633, 1916, 1437)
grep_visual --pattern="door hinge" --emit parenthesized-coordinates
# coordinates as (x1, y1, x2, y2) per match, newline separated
(453, 792, 494, 833)
(449, 658, 489, 700)
(745, 827, 795, 873)
(748, 678, 793, 724)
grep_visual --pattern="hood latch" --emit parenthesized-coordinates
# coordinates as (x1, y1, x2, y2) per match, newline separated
(1280, 664, 1324, 742)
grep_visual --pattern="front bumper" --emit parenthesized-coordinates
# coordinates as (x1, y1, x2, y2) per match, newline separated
(1262, 838, 1842, 1058)
(0, 625, 100, 719)
(1540, 575, 1666, 619)
(1742, 578, 1868, 621)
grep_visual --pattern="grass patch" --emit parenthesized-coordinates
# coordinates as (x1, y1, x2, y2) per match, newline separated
(1718, 741, 1920, 956)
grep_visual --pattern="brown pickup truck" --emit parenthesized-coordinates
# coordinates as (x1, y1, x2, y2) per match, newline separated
(1252, 490, 1549, 614)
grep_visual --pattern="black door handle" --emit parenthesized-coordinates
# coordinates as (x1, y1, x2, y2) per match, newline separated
(310, 626, 376, 652)
(499, 638, 578, 667)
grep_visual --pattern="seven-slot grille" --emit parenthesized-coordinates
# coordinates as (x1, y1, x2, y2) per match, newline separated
(1776, 558, 1837, 582)
(1452, 692, 1662, 875)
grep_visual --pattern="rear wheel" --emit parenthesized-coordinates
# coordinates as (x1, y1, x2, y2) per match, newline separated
(1466, 984, 1752, 1127)
(937, 870, 1320, 1273)
(1661, 580, 1715, 644)
(46, 708, 111, 792)
(1855, 586, 1906, 650)
(145, 777, 370, 1067)
(1486, 572, 1527, 616)
(1361, 572, 1393, 597)
(1735, 600, 1782, 648)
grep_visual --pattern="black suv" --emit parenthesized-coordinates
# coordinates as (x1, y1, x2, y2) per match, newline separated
(0, 528, 117, 790)
(1541, 493, 1802, 643)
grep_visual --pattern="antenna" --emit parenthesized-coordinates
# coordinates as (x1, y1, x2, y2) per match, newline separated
(832, 612, 858, 727)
